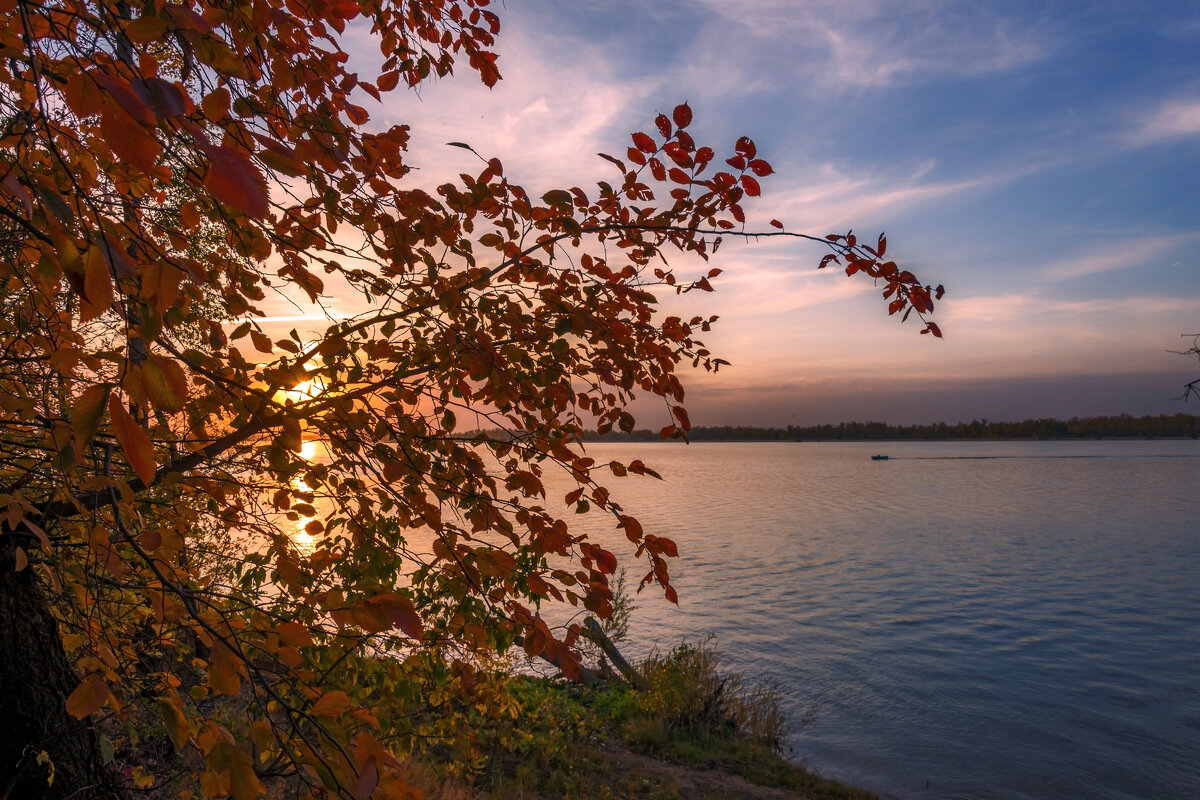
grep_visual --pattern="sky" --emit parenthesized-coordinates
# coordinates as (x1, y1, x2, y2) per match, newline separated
(289, 1, 1200, 428)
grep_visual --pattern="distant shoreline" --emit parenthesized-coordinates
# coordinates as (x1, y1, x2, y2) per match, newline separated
(568, 413, 1200, 443)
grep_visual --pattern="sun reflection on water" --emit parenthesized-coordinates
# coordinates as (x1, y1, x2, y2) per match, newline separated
(287, 440, 328, 556)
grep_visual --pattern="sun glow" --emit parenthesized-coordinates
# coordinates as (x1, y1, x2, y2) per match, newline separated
(300, 439, 319, 461)
(284, 377, 325, 404)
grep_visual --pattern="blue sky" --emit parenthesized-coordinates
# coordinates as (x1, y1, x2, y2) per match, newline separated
(321, 1, 1200, 426)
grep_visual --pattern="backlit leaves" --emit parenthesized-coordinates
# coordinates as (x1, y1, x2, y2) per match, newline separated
(107, 395, 156, 485)
(0, 1, 944, 796)
(203, 145, 270, 220)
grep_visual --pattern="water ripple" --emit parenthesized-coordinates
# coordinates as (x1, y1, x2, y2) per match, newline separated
(551, 440, 1200, 800)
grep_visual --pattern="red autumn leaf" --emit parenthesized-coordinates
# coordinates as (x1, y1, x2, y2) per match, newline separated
(592, 547, 617, 574)
(770, 218, 784, 229)
(131, 77, 188, 120)
(649, 157, 666, 182)
(366, 592, 423, 638)
(101, 104, 161, 173)
(748, 159, 773, 176)
(204, 144, 269, 219)
(740, 175, 761, 196)
(353, 754, 379, 800)
(250, 329, 273, 353)
(631, 131, 656, 154)
(673, 102, 692, 128)
(91, 70, 155, 126)
(1, 174, 31, 217)
(655, 113, 671, 138)
(735, 136, 756, 158)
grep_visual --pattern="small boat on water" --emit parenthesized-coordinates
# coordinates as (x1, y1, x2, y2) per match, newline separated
(871, 454, 889, 461)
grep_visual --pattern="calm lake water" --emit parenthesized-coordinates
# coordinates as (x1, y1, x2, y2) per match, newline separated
(550, 440, 1200, 800)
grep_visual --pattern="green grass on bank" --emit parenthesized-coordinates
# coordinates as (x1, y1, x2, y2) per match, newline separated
(412, 638, 876, 800)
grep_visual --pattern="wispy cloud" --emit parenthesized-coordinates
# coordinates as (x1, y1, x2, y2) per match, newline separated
(1127, 98, 1200, 145)
(760, 160, 1003, 233)
(376, 24, 661, 191)
(1038, 232, 1200, 281)
(688, 0, 1050, 92)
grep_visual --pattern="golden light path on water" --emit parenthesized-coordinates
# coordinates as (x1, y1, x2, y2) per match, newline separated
(287, 439, 327, 556)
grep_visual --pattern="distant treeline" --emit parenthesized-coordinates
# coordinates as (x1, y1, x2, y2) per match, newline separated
(583, 413, 1200, 441)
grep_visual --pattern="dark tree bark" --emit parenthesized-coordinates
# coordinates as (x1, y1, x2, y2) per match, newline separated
(0, 534, 126, 800)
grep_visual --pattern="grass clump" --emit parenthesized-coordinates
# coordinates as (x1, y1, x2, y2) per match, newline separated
(621, 637, 872, 798)
(411, 635, 875, 799)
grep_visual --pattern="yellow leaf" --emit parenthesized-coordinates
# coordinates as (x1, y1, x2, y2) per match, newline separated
(207, 639, 243, 696)
(140, 356, 187, 413)
(156, 696, 190, 750)
(208, 741, 263, 800)
(199, 769, 229, 798)
(249, 720, 275, 756)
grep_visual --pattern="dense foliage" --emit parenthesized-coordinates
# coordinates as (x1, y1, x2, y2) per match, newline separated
(0, 1, 940, 797)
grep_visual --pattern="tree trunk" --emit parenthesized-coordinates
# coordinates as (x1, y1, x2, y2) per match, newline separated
(0, 534, 126, 800)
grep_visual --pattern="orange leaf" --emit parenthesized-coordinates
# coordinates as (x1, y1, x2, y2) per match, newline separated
(107, 395, 156, 485)
(311, 690, 353, 718)
(71, 384, 111, 447)
(249, 329, 273, 354)
(377, 70, 400, 91)
(275, 621, 313, 648)
(66, 673, 110, 719)
(142, 355, 188, 413)
(82, 245, 113, 322)
(157, 696, 190, 750)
